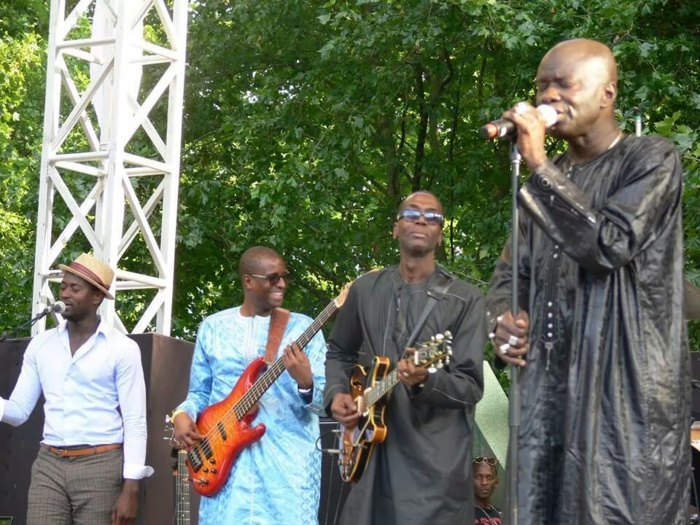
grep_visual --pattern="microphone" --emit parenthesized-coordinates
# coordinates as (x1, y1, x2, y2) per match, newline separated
(49, 301, 67, 315)
(0, 301, 67, 342)
(36, 301, 66, 319)
(480, 104, 558, 139)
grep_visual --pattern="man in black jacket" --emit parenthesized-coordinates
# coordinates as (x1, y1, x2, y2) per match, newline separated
(487, 38, 690, 524)
(325, 191, 487, 525)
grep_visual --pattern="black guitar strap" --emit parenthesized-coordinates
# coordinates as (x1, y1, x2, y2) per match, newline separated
(404, 272, 455, 350)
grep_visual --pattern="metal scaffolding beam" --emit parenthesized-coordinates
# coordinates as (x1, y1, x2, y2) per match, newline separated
(32, 0, 189, 335)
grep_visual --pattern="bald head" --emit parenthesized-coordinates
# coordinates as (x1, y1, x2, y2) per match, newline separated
(535, 38, 619, 141)
(543, 38, 617, 85)
(398, 191, 444, 215)
(239, 246, 283, 280)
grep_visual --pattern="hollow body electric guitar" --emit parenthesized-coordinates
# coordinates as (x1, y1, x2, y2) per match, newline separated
(337, 332, 452, 483)
(187, 286, 350, 496)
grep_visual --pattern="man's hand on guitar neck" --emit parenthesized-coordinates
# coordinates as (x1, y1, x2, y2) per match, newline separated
(172, 411, 204, 448)
(331, 392, 360, 428)
(282, 343, 313, 390)
(397, 349, 429, 387)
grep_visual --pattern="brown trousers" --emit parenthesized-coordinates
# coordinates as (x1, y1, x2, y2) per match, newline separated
(27, 446, 123, 525)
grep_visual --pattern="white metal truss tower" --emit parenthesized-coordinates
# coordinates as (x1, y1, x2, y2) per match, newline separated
(31, 0, 189, 335)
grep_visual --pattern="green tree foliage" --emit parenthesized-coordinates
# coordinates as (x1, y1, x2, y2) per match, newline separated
(0, 0, 48, 331)
(0, 0, 698, 349)
(177, 0, 700, 341)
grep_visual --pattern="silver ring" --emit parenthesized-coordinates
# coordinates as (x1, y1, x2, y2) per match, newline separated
(499, 343, 510, 355)
(508, 335, 519, 346)
(496, 315, 503, 323)
(514, 102, 528, 115)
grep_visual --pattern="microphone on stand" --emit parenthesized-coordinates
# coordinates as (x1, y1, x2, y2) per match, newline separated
(480, 104, 558, 139)
(0, 301, 67, 343)
(38, 301, 66, 318)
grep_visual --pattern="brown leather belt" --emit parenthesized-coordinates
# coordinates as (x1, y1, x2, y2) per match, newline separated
(42, 443, 122, 458)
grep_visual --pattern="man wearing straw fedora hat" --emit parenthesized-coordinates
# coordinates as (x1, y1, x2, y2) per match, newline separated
(0, 253, 153, 524)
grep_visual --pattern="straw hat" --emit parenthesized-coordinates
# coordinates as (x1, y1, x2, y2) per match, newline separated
(58, 253, 115, 300)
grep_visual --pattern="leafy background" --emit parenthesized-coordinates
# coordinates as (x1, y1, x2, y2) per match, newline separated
(0, 0, 698, 367)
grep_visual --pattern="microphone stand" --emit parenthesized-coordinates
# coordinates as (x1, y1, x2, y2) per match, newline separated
(0, 308, 53, 343)
(506, 140, 522, 525)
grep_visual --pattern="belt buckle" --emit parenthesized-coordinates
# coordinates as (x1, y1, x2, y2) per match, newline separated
(57, 448, 67, 456)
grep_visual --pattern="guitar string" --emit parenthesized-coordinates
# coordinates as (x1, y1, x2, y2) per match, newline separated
(189, 301, 338, 461)
(362, 342, 449, 407)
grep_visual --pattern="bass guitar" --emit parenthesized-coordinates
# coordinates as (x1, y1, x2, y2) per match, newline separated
(337, 332, 452, 483)
(165, 416, 191, 524)
(187, 285, 350, 496)
(173, 447, 190, 523)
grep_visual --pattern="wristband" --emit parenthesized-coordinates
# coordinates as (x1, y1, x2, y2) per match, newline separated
(297, 385, 313, 394)
(170, 408, 187, 421)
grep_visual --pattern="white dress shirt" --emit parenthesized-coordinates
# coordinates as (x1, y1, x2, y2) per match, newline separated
(0, 320, 153, 479)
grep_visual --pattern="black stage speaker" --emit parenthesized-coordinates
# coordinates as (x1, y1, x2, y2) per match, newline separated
(691, 352, 700, 421)
(0, 338, 41, 523)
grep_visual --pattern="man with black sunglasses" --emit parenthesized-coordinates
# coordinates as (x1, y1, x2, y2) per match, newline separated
(325, 191, 487, 525)
(171, 246, 327, 525)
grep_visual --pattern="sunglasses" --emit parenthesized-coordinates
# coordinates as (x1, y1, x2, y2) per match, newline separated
(396, 208, 444, 226)
(473, 456, 498, 466)
(249, 273, 292, 286)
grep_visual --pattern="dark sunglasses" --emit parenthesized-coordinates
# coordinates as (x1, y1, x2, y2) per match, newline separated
(473, 456, 497, 465)
(249, 273, 292, 286)
(396, 208, 444, 226)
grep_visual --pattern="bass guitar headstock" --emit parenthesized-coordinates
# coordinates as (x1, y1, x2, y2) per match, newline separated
(333, 268, 381, 309)
(333, 282, 352, 309)
(164, 414, 177, 447)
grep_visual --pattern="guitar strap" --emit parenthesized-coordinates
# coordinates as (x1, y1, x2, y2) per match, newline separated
(404, 273, 455, 350)
(264, 307, 291, 364)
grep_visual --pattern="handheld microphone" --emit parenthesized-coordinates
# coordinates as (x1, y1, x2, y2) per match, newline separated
(480, 104, 557, 139)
